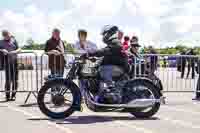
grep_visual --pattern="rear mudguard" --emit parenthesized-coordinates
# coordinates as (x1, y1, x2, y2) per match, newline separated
(126, 78, 161, 97)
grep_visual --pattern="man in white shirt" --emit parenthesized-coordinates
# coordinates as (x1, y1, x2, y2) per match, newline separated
(72, 29, 98, 99)
(73, 29, 97, 54)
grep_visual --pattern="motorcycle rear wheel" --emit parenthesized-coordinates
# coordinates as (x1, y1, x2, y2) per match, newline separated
(127, 79, 160, 118)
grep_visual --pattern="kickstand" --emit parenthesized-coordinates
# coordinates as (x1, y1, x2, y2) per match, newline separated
(24, 92, 38, 104)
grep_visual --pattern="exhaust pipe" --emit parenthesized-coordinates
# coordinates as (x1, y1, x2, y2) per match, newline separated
(86, 94, 160, 108)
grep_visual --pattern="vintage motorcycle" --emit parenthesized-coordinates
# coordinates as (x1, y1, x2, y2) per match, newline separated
(37, 56, 161, 119)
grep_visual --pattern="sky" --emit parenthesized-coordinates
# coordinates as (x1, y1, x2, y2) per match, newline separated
(0, 0, 200, 48)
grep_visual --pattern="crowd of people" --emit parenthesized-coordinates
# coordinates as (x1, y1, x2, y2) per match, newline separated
(0, 26, 158, 102)
(178, 49, 197, 79)
(0, 25, 200, 101)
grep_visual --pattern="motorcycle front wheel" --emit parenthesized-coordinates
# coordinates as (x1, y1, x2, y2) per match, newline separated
(37, 79, 81, 119)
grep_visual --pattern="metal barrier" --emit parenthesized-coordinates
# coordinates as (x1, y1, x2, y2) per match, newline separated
(141, 54, 200, 93)
(0, 52, 38, 103)
(39, 53, 75, 88)
(0, 52, 200, 104)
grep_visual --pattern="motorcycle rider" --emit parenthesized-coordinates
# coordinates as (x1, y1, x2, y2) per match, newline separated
(81, 25, 129, 103)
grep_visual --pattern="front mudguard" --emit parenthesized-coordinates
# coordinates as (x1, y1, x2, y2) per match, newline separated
(44, 78, 82, 111)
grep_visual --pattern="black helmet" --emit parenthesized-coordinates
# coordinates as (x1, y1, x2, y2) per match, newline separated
(101, 25, 119, 44)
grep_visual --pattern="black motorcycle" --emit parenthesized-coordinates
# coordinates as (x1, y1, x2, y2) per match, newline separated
(37, 56, 161, 119)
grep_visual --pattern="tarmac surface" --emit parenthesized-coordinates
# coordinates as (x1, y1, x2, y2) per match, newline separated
(0, 93, 200, 133)
(0, 68, 199, 133)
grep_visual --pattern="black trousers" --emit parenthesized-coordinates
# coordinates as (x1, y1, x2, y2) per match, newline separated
(196, 74, 200, 98)
(187, 63, 195, 78)
(181, 63, 186, 78)
(4, 60, 18, 99)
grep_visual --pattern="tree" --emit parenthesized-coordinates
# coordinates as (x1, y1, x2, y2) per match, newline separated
(26, 38, 35, 46)
(22, 38, 45, 50)
(63, 41, 75, 53)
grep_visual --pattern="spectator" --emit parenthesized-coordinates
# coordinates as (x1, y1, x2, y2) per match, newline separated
(129, 36, 142, 61)
(129, 36, 141, 57)
(122, 36, 130, 51)
(45, 28, 65, 76)
(148, 46, 158, 73)
(129, 36, 145, 77)
(0, 30, 21, 101)
(73, 29, 98, 97)
(193, 59, 200, 100)
(163, 58, 167, 68)
(73, 29, 97, 54)
(177, 50, 187, 78)
(186, 49, 196, 79)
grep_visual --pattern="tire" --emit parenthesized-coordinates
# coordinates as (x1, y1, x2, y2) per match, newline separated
(37, 79, 81, 119)
(153, 79, 163, 96)
(147, 74, 163, 97)
(128, 79, 160, 118)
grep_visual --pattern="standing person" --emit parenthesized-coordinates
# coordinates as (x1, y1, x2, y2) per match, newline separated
(129, 36, 142, 60)
(45, 28, 65, 77)
(129, 37, 144, 77)
(122, 36, 130, 51)
(73, 29, 98, 98)
(73, 29, 97, 54)
(0, 30, 21, 101)
(179, 50, 187, 78)
(186, 49, 196, 79)
(193, 59, 200, 100)
(148, 46, 158, 73)
(163, 58, 167, 68)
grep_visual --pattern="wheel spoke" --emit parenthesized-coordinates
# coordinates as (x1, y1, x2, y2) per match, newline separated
(60, 88, 69, 95)
(40, 82, 75, 114)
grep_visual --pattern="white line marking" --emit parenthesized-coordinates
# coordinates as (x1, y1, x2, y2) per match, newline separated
(114, 121, 155, 133)
(82, 110, 155, 133)
(85, 108, 200, 130)
(3, 103, 154, 133)
(2, 103, 74, 133)
(4, 102, 200, 132)
(161, 116, 200, 129)
(163, 106, 200, 116)
(157, 106, 200, 129)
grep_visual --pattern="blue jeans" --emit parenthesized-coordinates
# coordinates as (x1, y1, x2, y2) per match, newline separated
(79, 80, 87, 96)
(99, 65, 113, 85)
